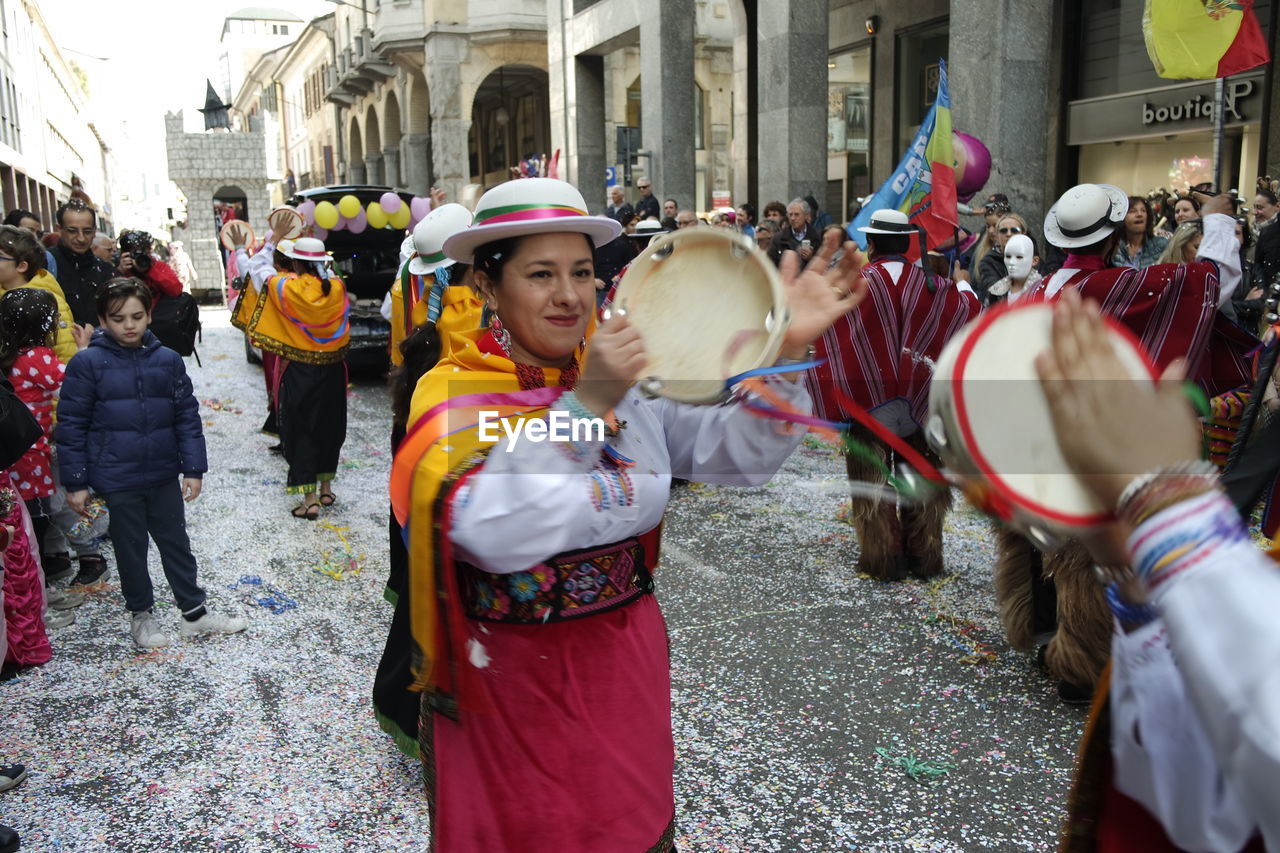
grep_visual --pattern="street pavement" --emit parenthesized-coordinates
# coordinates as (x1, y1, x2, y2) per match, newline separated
(0, 308, 1084, 851)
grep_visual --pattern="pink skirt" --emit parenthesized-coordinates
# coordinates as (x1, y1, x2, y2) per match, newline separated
(3, 498, 51, 667)
(424, 594, 676, 852)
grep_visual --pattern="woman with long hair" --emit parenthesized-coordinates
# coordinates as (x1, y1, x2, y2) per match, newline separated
(1113, 196, 1169, 269)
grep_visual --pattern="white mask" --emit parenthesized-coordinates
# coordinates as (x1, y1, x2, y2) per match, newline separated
(1004, 234, 1034, 281)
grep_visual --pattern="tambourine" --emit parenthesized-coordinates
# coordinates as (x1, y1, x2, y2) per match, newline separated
(268, 206, 305, 240)
(610, 228, 787, 404)
(926, 302, 1156, 547)
(219, 220, 254, 251)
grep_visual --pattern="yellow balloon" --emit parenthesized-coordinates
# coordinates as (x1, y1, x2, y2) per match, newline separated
(366, 202, 388, 230)
(314, 201, 339, 230)
(338, 194, 361, 218)
(388, 204, 411, 230)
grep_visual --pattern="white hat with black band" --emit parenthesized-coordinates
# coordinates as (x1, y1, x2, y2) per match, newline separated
(857, 209, 918, 235)
(1043, 184, 1130, 250)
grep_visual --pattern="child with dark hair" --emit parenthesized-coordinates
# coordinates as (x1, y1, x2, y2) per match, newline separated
(0, 288, 88, 624)
(55, 279, 246, 649)
(0, 224, 77, 362)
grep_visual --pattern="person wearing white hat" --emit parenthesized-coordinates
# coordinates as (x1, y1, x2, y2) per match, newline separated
(992, 184, 1255, 706)
(807, 208, 980, 582)
(395, 176, 865, 851)
(231, 212, 350, 520)
(384, 203, 477, 366)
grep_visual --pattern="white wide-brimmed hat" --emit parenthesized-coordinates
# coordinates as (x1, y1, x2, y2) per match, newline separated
(409, 203, 474, 275)
(442, 178, 622, 263)
(858, 209, 917, 235)
(277, 239, 295, 256)
(282, 236, 330, 262)
(627, 219, 668, 238)
(1043, 184, 1129, 249)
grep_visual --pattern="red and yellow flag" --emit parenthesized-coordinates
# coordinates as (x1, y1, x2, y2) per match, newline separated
(1144, 0, 1271, 79)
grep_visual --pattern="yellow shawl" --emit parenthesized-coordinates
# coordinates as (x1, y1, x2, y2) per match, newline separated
(392, 327, 583, 700)
(243, 272, 350, 364)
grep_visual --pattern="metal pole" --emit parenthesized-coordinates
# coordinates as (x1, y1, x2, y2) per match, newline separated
(1213, 76, 1227, 189)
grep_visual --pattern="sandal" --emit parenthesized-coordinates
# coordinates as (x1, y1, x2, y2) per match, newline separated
(291, 503, 320, 521)
(318, 493, 336, 506)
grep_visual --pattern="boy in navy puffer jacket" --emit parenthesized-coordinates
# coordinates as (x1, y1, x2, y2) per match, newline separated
(56, 279, 246, 650)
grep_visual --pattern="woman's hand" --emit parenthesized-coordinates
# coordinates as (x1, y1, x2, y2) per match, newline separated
(577, 313, 647, 417)
(777, 228, 866, 359)
(1035, 289, 1201, 509)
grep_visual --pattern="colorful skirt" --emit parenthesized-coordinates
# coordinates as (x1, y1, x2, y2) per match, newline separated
(2, 492, 50, 667)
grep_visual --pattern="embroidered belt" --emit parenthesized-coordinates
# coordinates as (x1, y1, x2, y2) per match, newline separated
(458, 528, 659, 624)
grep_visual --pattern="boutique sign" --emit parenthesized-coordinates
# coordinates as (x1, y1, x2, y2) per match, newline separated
(1067, 72, 1264, 146)
(1142, 78, 1254, 127)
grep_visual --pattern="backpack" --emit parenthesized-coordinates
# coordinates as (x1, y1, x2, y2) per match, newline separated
(150, 293, 202, 360)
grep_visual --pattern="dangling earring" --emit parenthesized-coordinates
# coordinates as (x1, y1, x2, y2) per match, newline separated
(491, 311, 512, 356)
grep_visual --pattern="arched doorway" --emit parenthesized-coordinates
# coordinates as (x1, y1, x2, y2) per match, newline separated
(383, 92, 403, 188)
(405, 73, 432, 194)
(365, 105, 382, 185)
(348, 117, 364, 183)
(469, 65, 550, 187)
(213, 184, 248, 229)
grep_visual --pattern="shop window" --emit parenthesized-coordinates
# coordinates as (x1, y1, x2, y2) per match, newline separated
(626, 77, 642, 140)
(894, 19, 948, 154)
(830, 44, 872, 221)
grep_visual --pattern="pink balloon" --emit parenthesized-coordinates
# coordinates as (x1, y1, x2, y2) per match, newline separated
(332, 216, 347, 232)
(380, 191, 403, 214)
(347, 208, 368, 234)
(297, 199, 317, 224)
(953, 131, 992, 201)
(312, 225, 328, 241)
(410, 196, 431, 220)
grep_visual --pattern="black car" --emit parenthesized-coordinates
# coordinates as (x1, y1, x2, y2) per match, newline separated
(241, 184, 410, 373)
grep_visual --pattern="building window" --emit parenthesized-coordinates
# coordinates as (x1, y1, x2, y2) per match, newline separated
(828, 45, 872, 221)
(894, 18, 949, 154)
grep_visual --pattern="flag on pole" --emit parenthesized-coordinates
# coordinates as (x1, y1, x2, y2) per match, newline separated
(1143, 0, 1271, 79)
(847, 59, 957, 254)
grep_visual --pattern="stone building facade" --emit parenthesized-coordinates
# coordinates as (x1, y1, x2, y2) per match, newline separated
(164, 112, 272, 299)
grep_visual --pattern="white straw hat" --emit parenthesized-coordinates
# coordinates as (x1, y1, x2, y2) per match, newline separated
(442, 178, 622, 263)
(282, 236, 330, 261)
(857, 209, 917, 235)
(1043, 184, 1130, 249)
(408, 203, 474, 275)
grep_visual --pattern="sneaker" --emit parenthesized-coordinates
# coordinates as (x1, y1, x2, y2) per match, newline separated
(45, 587, 85, 611)
(130, 611, 172, 650)
(41, 553, 75, 585)
(1057, 679, 1094, 706)
(71, 554, 110, 587)
(43, 609, 75, 630)
(0, 822, 19, 853)
(0, 764, 27, 792)
(180, 608, 247, 639)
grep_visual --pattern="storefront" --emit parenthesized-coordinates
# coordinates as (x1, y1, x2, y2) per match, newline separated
(1069, 0, 1271, 197)
(1070, 72, 1266, 196)
(827, 44, 872, 223)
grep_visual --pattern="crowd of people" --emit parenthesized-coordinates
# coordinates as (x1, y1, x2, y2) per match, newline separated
(3, 164, 1280, 851)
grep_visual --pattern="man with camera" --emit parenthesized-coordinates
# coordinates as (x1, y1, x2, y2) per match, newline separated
(114, 230, 183, 303)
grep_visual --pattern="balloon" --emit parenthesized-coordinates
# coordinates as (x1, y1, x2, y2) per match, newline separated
(410, 196, 431, 220)
(332, 215, 347, 232)
(380, 191, 403, 214)
(388, 204, 411, 230)
(297, 199, 317, 224)
(347, 208, 368, 234)
(313, 201, 339, 229)
(338, 194, 361, 218)
(953, 131, 992, 202)
(311, 225, 328, 241)
(366, 202, 388, 230)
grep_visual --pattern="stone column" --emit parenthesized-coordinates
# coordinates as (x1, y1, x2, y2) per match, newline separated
(756, 0, 828, 206)
(402, 133, 432, 195)
(572, 55, 606, 214)
(365, 155, 383, 186)
(349, 160, 367, 184)
(425, 33, 471, 200)
(640, 4, 695, 208)
(950, 0, 1055, 225)
(383, 146, 402, 189)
